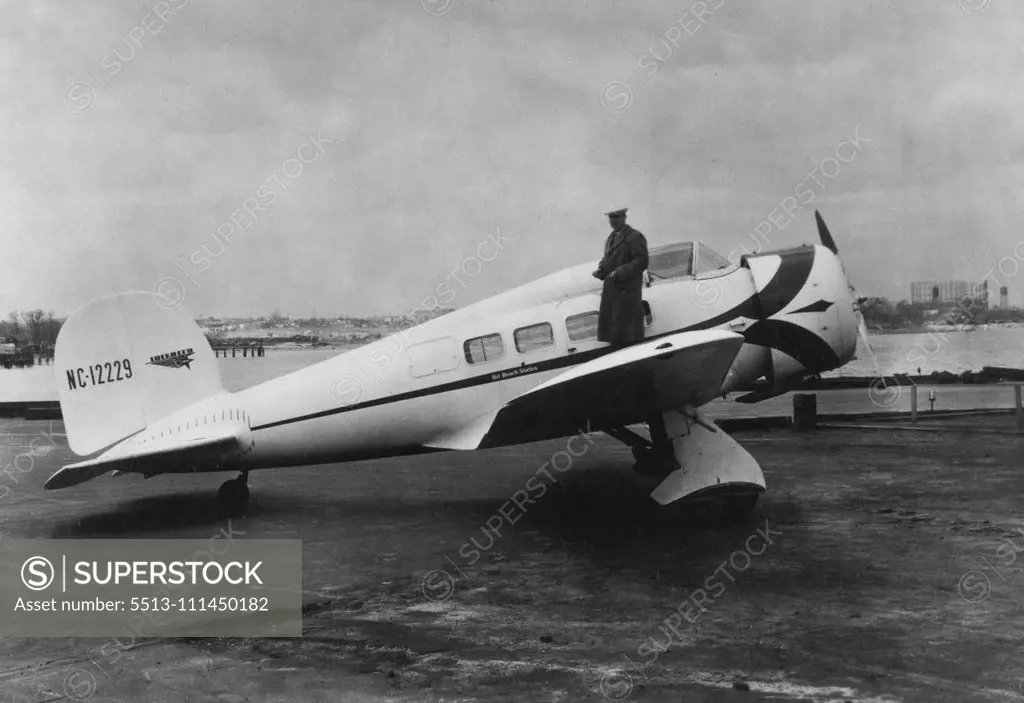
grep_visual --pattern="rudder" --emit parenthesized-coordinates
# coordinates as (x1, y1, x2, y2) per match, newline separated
(55, 292, 224, 456)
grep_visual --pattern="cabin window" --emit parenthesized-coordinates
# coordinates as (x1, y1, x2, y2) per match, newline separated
(566, 312, 599, 342)
(514, 322, 554, 353)
(642, 300, 653, 326)
(464, 333, 505, 364)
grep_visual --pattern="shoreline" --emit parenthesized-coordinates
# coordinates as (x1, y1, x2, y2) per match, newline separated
(5, 374, 1023, 421)
(215, 322, 1024, 343)
(866, 321, 1024, 335)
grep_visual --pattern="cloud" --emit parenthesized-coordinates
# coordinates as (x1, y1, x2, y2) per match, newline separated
(4, 0, 1024, 316)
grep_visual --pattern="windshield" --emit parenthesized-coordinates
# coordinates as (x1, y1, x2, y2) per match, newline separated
(693, 242, 732, 273)
(647, 242, 694, 280)
(647, 241, 734, 281)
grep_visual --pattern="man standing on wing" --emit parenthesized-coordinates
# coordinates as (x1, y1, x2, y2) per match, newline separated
(593, 208, 649, 348)
(593, 208, 671, 476)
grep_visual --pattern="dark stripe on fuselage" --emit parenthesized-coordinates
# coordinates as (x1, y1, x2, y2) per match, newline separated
(251, 344, 613, 430)
(746, 247, 816, 318)
(252, 318, 732, 431)
(251, 247, 824, 431)
(743, 318, 841, 372)
(790, 299, 834, 314)
(672, 247, 816, 333)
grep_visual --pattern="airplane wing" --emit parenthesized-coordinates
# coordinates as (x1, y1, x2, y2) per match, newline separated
(424, 329, 745, 450)
(44, 422, 254, 490)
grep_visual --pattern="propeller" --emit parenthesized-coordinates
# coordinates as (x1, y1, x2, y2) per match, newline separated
(814, 210, 885, 384)
(735, 211, 884, 404)
(814, 210, 838, 254)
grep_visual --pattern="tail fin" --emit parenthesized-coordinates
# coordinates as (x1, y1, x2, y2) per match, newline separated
(55, 292, 224, 456)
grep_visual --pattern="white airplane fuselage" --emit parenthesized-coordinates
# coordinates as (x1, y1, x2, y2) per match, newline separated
(45, 213, 864, 513)
(222, 242, 858, 472)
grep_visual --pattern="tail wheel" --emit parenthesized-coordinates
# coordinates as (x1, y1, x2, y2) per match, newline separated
(217, 475, 250, 518)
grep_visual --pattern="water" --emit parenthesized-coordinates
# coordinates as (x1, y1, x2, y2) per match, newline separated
(215, 347, 343, 392)
(4, 328, 1024, 403)
(833, 326, 1024, 378)
(0, 347, 344, 402)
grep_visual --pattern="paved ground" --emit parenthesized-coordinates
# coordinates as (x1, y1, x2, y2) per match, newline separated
(707, 383, 1022, 419)
(1, 417, 1023, 702)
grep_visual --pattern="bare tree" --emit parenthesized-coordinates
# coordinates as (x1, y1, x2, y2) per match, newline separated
(6, 311, 21, 340)
(45, 311, 60, 346)
(25, 310, 45, 346)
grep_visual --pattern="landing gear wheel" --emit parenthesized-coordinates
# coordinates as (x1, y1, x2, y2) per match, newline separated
(217, 474, 250, 518)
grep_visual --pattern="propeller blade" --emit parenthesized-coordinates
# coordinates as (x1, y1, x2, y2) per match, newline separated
(856, 309, 886, 386)
(815, 210, 838, 254)
(857, 312, 873, 355)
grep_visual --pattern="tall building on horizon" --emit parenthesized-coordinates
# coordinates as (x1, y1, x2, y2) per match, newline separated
(910, 279, 989, 308)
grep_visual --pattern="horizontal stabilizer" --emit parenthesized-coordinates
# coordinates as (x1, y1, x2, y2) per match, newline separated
(45, 419, 253, 490)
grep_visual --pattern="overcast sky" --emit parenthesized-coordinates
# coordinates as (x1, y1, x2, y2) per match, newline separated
(3, 0, 1024, 318)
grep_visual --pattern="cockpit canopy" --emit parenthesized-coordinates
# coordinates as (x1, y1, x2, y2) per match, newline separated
(647, 241, 732, 281)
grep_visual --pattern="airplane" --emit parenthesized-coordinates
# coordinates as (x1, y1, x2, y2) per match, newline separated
(45, 210, 869, 521)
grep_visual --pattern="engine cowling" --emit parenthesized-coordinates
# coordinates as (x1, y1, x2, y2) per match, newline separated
(742, 243, 858, 392)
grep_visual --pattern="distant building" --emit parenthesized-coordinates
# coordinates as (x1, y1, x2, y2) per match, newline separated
(910, 280, 988, 309)
(198, 317, 224, 330)
(860, 296, 895, 315)
(1001, 286, 1009, 309)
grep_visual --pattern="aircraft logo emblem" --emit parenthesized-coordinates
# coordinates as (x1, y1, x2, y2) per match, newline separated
(147, 348, 195, 370)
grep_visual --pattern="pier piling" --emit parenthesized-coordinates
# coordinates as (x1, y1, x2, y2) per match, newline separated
(1015, 384, 1023, 434)
(793, 393, 817, 431)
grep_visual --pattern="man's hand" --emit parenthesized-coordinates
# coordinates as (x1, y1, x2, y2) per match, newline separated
(592, 269, 606, 280)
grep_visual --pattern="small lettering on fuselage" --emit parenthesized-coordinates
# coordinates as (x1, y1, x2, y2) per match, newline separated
(491, 365, 539, 382)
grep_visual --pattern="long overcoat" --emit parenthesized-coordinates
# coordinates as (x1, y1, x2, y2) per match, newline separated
(595, 225, 649, 344)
